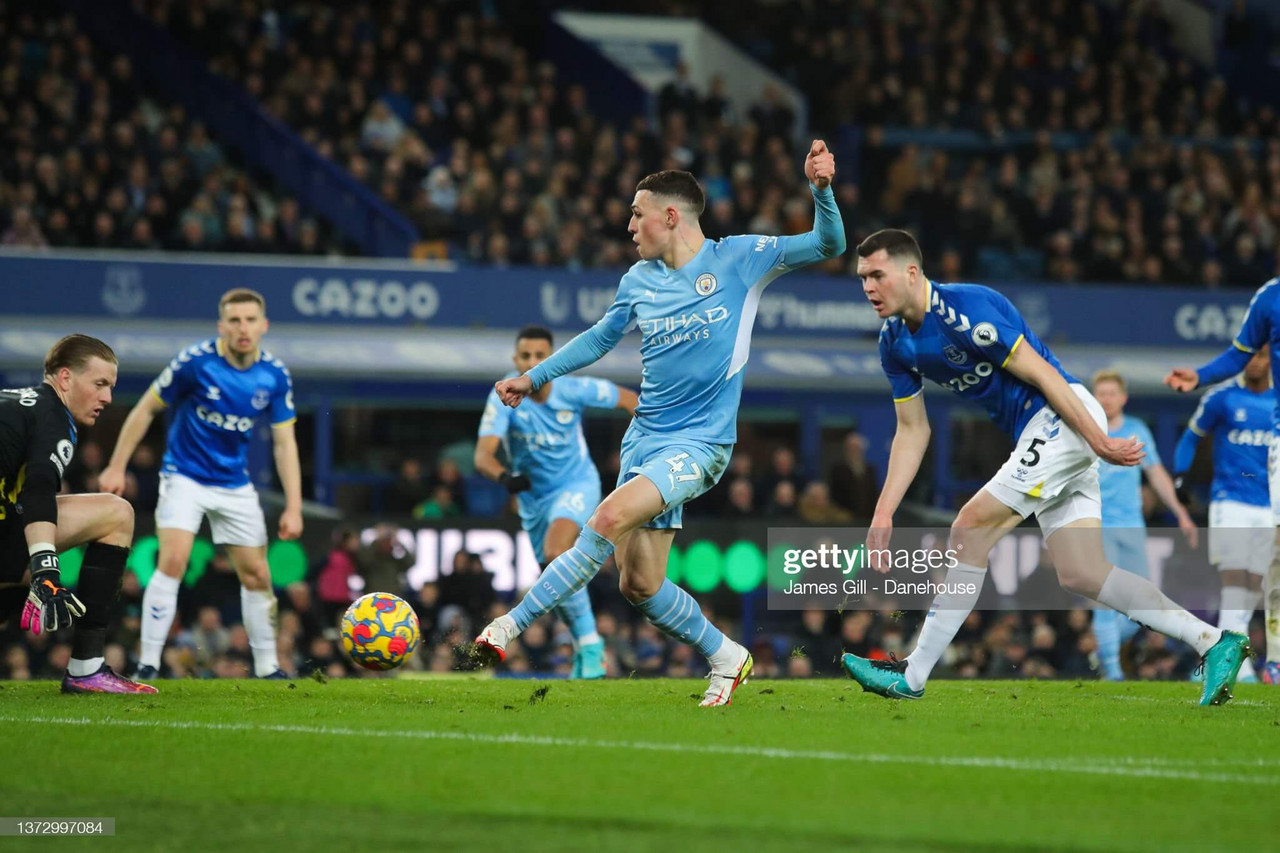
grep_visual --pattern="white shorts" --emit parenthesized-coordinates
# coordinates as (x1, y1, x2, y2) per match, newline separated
(155, 472, 268, 547)
(1208, 499, 1274, 575)
(985, 384, 1106, 540)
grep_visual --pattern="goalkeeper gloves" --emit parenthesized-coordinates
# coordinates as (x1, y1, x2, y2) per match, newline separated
(20, 551, 86, 636)
(500, 471, 532, 494)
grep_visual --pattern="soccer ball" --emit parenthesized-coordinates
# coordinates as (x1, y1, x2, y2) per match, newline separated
(340, 593, 421, 671)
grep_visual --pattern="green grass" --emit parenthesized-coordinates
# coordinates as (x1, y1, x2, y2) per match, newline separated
(0, 677, 1276, 852)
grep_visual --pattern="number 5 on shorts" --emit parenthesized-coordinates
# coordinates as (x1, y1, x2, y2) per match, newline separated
(665, 452, 702, 483)
(1020, 438, 1045, 467)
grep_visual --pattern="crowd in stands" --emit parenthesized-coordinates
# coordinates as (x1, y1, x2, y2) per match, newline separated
(7, 1, 1279, 286)
(126, 0, 1280, 287)
(0, 5, 342, 254)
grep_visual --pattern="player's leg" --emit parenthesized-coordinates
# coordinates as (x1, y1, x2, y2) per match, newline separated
(138, 528, 196, 676)
(141, 473, 207, 675)
(209, 483, 280, 678)
(1093, 527, 1146, 681)
(544, 517, 605, 679)
(53, 493, 155, 693)
(223, 544, 282, 678)
(477, 475, 663, 661)
(1217, 569, 1260, 682)
(1211, 502, 1268, 682)
(616, 523, 752, 706)
(859, 489, 1023, 695)
(1047, 517, 1248, 705)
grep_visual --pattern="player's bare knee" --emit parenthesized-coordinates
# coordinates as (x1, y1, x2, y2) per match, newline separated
(588, 505, 623, 539)
(543, 547, 567, 565)
(618, 571, 660, 603)
(106, 493, 135, 541)
(1056, 561, 1104, 598)
(236, 560, 272, 591)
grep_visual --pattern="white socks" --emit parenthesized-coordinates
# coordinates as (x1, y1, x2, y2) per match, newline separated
(240, 586, 280, 677)
(706, 636, 745, 673)
(905, 562, 987, 691)
(1217, 585, 1260, 636)
(140, 571, 181, 669)
(67, 656, 104, 677)
(1096, 567, 1221, 655)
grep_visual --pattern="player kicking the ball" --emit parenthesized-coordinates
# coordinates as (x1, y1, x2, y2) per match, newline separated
(101, 288, 302, 679)
(476, 141, 846, 705)
(0, 335, 153, 692)
(841, 229, 1248, 706)
(475, 325, 638, 678)
(1166, 276, 1280, 685)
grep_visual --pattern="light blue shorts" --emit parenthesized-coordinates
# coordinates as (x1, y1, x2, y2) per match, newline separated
(1101, 526, 1148, 578)
(618, 424, 732, 529)
(520, 479, 602, 564)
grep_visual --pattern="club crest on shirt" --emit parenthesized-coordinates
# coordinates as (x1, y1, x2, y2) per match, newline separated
(694, 273, 717, 296)
(972, 322, 998, 347)
(943, 344, 968, 366)
(251, 388, 271, 411)
(556, 410, 574, 424)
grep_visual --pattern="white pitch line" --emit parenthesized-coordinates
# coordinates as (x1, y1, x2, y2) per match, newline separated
(1, 714, 1276, 786)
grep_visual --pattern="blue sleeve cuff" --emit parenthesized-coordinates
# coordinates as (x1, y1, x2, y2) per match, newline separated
(1195, 346, 1251, 386)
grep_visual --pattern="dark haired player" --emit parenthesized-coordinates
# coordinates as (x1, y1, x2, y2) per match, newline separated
(842, 229, 1249, 706)
(475, 326, 637, 678)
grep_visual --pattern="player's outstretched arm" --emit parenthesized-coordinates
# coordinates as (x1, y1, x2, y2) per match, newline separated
(100, 390, 166, 495)
(867, 394, 931, 572)
(520, 287, 633, 398)
(1165, 345, 1252, 393)
(272, 421, 304, 539)
(615, 387, 639, 416)
(1005, 345, 1144, 467)
(774, 140, 846, 269)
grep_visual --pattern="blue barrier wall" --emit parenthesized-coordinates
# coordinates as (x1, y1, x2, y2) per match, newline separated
(5, 248, 1263, 347)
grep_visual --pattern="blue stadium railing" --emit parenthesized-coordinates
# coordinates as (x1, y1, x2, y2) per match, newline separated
(65, 0, 420, 258)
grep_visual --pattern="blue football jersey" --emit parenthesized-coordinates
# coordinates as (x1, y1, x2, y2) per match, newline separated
(1187, 380, 1272, 507)
(1199, 277, 1280, 427)
(879, 280, 1078, 440)
(150, 339, 296, 487)
(478, 374, 619, 497)
(524, 186, 844, 445)
(1099, 415, 1159, 528)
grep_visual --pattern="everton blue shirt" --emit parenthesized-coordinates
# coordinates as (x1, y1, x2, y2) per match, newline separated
(879, 280, 1077, 440)
(150, 338, 295, 487)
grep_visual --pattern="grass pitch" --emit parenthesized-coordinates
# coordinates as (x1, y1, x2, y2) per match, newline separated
(0, 677, 1276, 853)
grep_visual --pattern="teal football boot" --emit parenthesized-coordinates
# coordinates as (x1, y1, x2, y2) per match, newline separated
(841, 653, 924, 700)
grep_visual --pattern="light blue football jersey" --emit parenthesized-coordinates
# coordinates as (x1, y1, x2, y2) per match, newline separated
(478, 374, 619, 497)
(523, 186, 844, 445)
(150, 338, 295, 487)
(1199, 277, 1280, 426)
(1187, 379, 1272, 507)
(879, 280, 1077, 440)
(1098, 415, 1159, 528)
